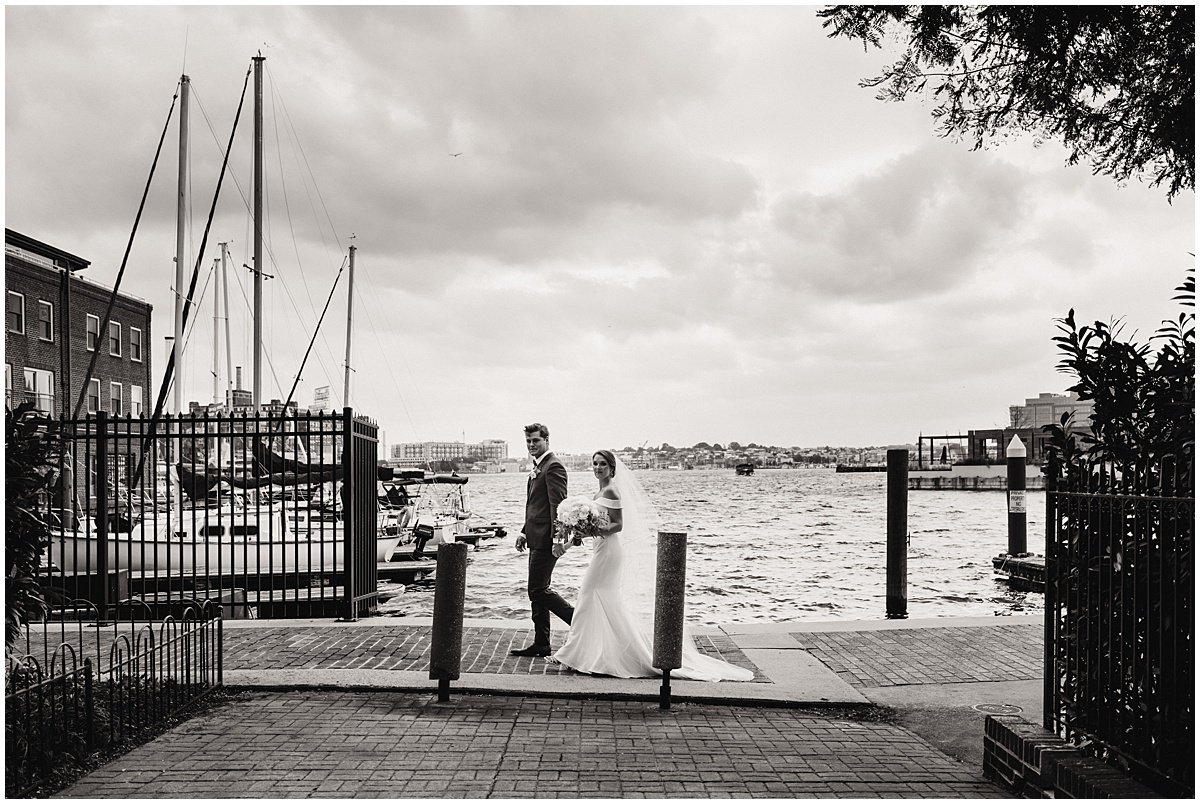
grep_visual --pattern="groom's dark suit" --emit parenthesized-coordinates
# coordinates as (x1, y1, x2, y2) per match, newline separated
(524, 452, 573, 650)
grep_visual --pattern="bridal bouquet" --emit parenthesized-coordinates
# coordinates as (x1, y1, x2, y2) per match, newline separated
(554, 495, 603, 547)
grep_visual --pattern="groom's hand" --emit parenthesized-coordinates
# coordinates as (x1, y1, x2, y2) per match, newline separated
(515, 534, 527, 553)
(551, 543, 566, 558)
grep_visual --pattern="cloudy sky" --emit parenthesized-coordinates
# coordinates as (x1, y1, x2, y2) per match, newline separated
(5, 5, 1194, 454)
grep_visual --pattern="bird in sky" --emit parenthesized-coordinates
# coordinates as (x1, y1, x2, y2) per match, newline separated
(449, 152, 462, 157)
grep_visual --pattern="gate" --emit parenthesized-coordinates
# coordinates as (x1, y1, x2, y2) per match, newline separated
(40, 407, 380, 619)
(1043, 454, 1193, 795)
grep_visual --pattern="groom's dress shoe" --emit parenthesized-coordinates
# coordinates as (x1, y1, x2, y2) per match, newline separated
(510, 645, 551, 657)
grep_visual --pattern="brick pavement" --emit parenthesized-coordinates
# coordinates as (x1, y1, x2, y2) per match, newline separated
(224, 624, 769, 681)
(57, 691, 1005, 798)
(792, 624, 1042, 688)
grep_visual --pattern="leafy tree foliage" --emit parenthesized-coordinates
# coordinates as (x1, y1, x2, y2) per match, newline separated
(6, 403, 60, 650)
(819, 5, 1195, 199)
(1045, 268, 1194, 476)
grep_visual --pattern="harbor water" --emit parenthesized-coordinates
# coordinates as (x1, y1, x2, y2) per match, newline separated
(384, 468, 1045, 626)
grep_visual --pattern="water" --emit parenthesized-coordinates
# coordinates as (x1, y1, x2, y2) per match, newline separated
(383, 468, 1044, 626)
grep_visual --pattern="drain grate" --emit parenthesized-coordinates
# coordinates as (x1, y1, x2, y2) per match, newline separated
(972, 703, 1024, 715)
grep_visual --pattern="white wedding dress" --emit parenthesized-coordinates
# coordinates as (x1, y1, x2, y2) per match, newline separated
(552, 494, 753, 682)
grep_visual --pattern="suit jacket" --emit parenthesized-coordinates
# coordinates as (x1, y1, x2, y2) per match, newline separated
(523, 452, 568, 550)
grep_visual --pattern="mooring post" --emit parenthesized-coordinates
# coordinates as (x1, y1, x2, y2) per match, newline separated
(429, 542, 469, 702)
(1006, 435, 1028, 556)
(886, 447, 908, 620)
(653, 531, 687, 709)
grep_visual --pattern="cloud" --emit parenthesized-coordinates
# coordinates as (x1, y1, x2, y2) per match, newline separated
(5, 5, 1194, 451)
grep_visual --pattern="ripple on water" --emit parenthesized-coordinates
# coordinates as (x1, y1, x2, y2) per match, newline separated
(400, 470, 1044, 624)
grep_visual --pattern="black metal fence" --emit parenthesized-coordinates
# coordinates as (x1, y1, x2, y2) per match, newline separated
(39, 408, 379, 620)
(1044, 454, 1194, 795)
(5, 599, 223, 796)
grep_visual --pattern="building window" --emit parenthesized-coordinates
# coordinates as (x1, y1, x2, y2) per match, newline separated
(86, 314, 100, 351)
(88, 379, 100, 414)
(5, 364, 11, 407)
(130, 327, 143, 362)
(108, 322, 122, 357)
(23, 367, 54, 413)
(37, 300, 54, 341)
(109, 382, 122, 415)
(130, 384, 143, 416)
(7, 291, 24, 334)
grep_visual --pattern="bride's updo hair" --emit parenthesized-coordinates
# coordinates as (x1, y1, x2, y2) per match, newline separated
(593, 449, 618, 477)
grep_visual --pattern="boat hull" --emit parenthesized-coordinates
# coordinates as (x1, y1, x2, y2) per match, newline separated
(47, 518, 402, 575)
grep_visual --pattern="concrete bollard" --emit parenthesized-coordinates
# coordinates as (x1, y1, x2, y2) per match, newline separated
(653, 530, 688, 709)
(429, 542, 469, 701)
(886, 448, 908, 620)
(1006, 435, 1028, 556)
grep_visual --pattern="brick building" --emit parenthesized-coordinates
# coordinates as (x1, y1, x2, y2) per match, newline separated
(5, 229, 153, 418)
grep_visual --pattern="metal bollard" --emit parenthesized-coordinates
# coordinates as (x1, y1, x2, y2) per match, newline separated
(1006, 435, 1028, 556)
(429, 542, 469, 701)
(886, 448, 908, 619)
(653, 531, 688, 709)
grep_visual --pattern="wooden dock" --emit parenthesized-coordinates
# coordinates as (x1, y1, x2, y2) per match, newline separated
(377, 560, 436, 583)
(992, 553, 1045, 592)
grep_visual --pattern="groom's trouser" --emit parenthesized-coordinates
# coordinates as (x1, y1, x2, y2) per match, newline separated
(527, 548, 574, 649)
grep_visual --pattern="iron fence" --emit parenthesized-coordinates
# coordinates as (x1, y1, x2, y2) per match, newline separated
(5, 599, 223, 796)
(1044, 454, 1194, 796)
(38, 408, 379, 619)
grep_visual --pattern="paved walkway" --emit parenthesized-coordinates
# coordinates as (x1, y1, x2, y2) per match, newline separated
(56, 615, 1044, 798)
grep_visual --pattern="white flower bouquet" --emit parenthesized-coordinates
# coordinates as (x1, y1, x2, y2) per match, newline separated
(554, 495, 604, 547)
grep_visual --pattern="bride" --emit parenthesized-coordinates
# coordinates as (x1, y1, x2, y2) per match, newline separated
(552, 449, 753, 681)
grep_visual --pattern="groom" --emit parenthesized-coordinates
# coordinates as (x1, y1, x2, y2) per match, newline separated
(511, 422, 574, 657)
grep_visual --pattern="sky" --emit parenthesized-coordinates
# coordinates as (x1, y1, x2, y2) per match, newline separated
(5, 5, 1194, 455)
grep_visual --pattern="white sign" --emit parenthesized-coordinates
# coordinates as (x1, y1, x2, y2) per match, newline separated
(1008, 490, 1026, 514)
(312, 385, 330, 412)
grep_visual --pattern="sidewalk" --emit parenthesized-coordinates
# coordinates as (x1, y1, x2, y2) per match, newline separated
(56, 614, 1043, 798)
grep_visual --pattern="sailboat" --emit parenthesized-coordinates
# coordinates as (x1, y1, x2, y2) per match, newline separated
(46, 58, 405, 587)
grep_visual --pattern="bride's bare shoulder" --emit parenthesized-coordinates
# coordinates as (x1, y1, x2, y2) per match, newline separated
(595, 487, 622, 507)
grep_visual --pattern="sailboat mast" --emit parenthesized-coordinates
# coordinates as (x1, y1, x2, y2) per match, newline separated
(220, 241, 233, 406)
(343, 244, 356, 409)
(252, 54, 265, 409)
(211, 256, 220, 405)
(172, 74, 190, 416)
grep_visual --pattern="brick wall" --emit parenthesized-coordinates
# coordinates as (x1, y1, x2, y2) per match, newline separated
(983, 715, 1162, 798)
(5, 237, 153, 417)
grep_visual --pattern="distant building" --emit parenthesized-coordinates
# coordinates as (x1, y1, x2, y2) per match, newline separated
(5, 229, 152, 418)
(477, 439, 508, 460)
(1010, 392, 1094, 429)
(390, 438, 510, 467)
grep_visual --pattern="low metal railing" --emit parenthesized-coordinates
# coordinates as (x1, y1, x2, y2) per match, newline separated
(5, 599, 223, 797)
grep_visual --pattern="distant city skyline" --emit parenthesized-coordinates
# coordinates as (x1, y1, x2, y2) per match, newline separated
(6, 7, 1192, 452)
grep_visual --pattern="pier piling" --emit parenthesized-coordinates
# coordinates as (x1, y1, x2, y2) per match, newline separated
(1006, 435, 1028, 555)
(886, 448, 908, 619)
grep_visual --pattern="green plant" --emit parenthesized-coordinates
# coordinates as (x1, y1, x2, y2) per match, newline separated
(5, 403, 61, 651)
(1045, 268, 1195, 474)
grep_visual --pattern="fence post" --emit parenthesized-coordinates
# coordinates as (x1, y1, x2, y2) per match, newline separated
(1042, 453, 1057, 732)
(95, 410, 110, 623)
(886, 448, 908, 619)
(430, 542, 469, 701)
(653, 531, 688, 709)
(341, 407, 357, 621)
(1006, 435, 1028, 555)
